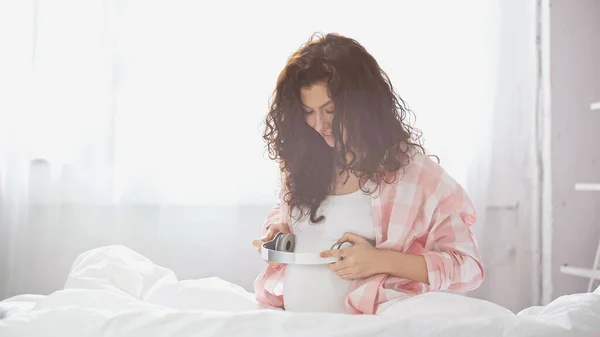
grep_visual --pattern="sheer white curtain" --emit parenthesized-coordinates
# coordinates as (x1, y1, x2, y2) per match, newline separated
(0, 0, 502, 301)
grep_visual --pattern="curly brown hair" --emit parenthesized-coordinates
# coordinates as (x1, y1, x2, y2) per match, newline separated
(263, 32, 424, 223)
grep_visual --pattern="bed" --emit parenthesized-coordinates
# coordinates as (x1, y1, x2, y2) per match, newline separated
(1, 245, 599, 337)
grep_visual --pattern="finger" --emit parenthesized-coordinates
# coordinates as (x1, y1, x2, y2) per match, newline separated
(269, 222, 291, 235)
(334, 268, 353, 279)
(338, 232, 366, 245)
(320, 249, 344, 258)
(339, 272, 354, 280)
(255, 243, 264, 256)
(280, 223, 291, 234)
(261, 227, 277, 241)
(254, 228, 277, 248)
(328, 261, 347, 272)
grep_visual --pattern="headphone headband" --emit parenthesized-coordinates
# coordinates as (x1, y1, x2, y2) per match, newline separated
(261, 233, 373, 265)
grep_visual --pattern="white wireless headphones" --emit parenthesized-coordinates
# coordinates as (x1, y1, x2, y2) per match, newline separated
(261, 233, 372, 265)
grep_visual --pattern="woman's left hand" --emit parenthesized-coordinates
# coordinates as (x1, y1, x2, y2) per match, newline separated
(320, 232, 382, 280)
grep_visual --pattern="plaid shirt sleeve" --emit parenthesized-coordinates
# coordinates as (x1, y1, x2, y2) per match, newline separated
(252, 202, 287, 308)
(421, 172, 485, 293)
(253, 169, 290, 309)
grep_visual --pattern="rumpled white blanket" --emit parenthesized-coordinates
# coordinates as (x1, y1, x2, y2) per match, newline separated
(1, 245, 599, 337)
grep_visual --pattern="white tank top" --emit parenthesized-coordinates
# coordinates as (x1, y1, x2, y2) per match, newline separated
(283, 189, 375, 313)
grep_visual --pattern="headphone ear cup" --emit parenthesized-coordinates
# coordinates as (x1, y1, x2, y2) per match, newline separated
(285, 234, 295, 252)
(275, 233, 295, 252)
(331, 241, 353, 250)
(273, 232, 284, 242)
(273, 232, 284, 251)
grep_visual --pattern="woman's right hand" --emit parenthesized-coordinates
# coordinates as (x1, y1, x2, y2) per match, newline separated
(252, 222, 291, 266)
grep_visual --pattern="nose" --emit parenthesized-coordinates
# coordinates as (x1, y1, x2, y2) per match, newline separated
(314, 111, 331, 134)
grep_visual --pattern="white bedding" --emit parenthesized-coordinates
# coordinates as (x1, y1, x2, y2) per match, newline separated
(1, 245, 599, 337)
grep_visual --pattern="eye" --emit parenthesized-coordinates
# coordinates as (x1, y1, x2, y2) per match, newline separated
(303, 109, 314, 115)
(325, 109, 335, 115)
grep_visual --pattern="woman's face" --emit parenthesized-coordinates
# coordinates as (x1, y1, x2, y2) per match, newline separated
(300, 81, 342, 147)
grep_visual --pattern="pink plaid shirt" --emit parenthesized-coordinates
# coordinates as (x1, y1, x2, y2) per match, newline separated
(253, 153, 485, 314)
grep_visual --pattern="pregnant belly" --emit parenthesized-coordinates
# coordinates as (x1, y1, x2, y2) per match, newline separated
(283, 264, 352, 313)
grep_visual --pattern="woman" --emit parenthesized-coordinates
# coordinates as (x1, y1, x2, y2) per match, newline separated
(252, 33, 484, 315)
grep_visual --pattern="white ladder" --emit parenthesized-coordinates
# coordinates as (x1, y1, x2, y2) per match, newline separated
(560, 242, 600, 292)
(560, 100, 600, 292)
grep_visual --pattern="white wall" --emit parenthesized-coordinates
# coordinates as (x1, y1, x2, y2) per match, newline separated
(466, 0, 540, 313)
(550, 0, 600, 298)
